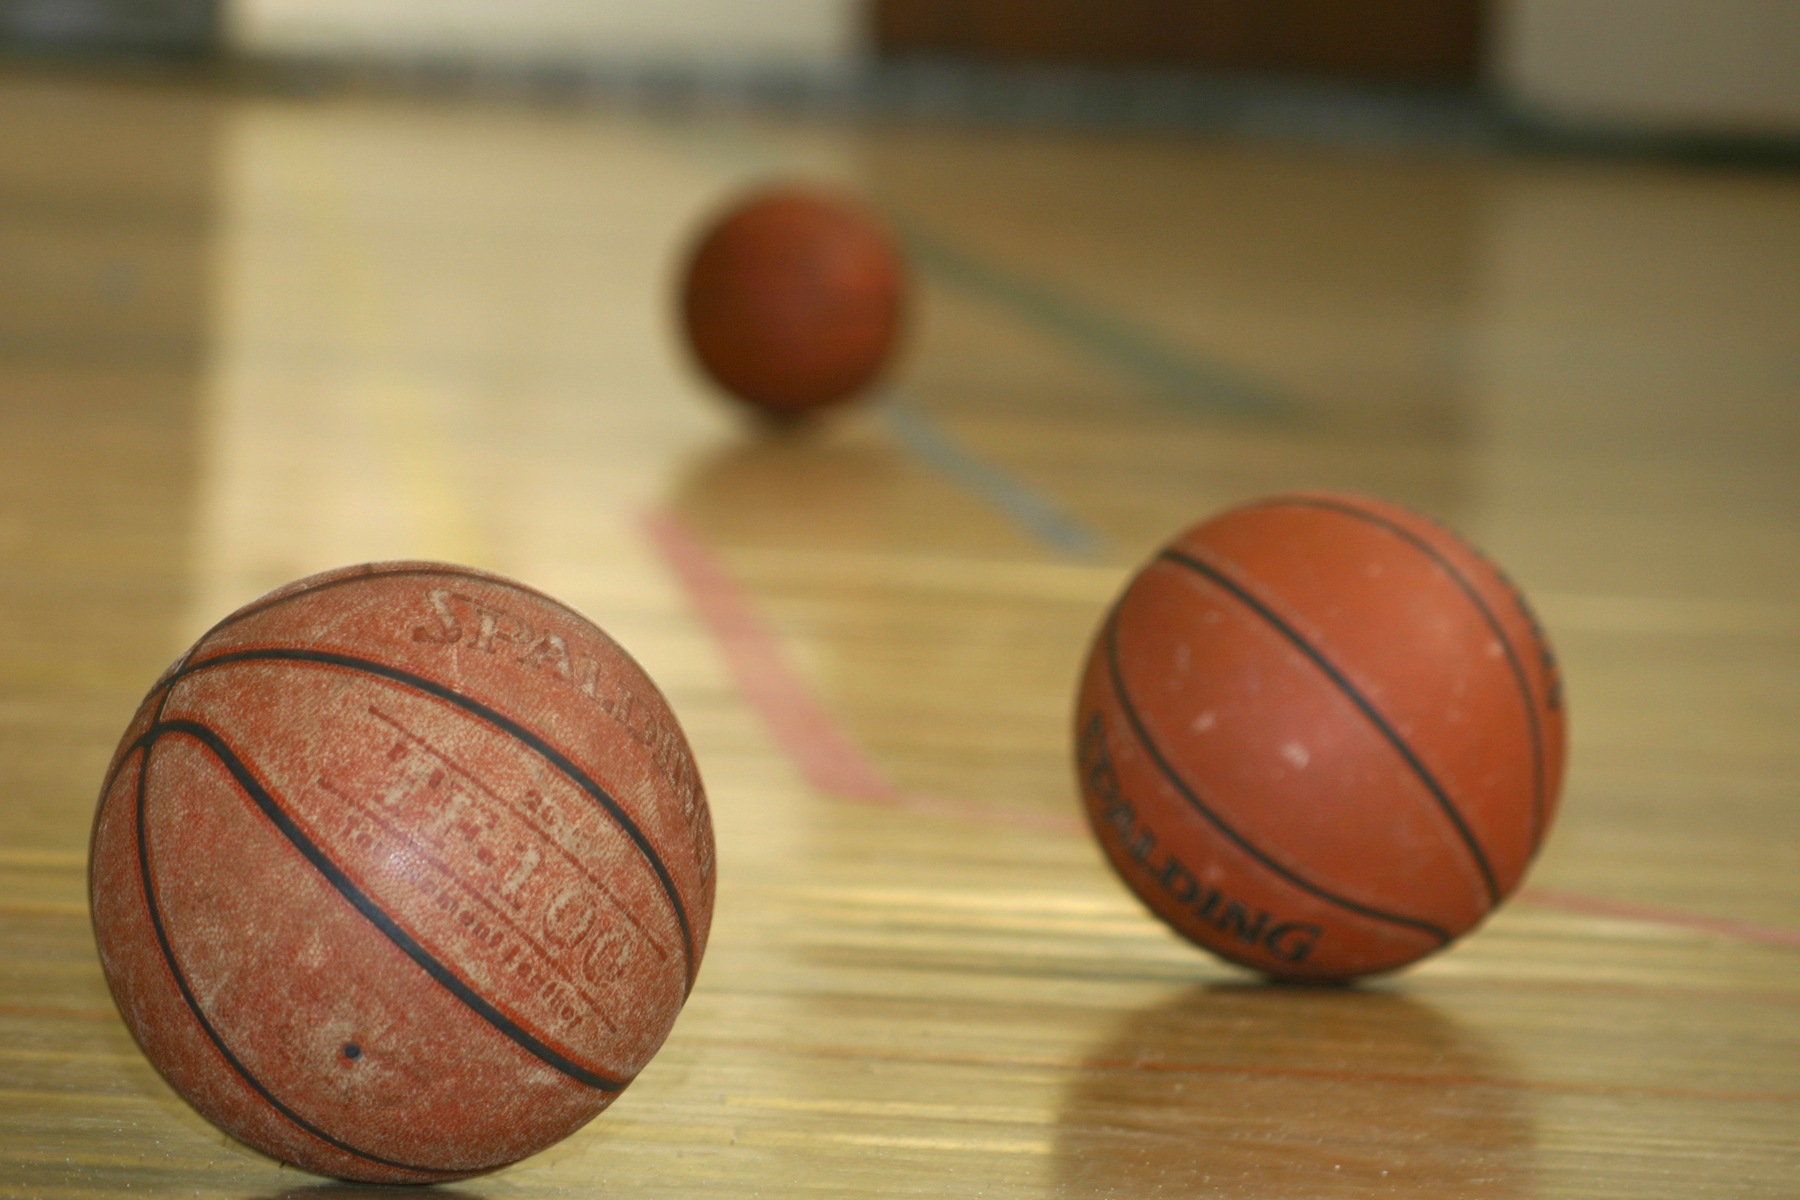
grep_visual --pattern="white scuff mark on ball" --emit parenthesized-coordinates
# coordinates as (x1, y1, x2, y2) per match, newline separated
(1280, 741, 1310, 769)
(1202, 608, 1223, 624)
(1486, 639, 1504, 658)
(1174, 643, 1191, 673)
(298, 929, 328, 970)
(1191, 710, 1217, 733)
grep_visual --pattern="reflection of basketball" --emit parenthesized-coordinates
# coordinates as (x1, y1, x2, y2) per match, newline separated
(90, 562, 715, 1183)
(680, 186, 905, 417)
(1056, 986, 1531, 1199)
(1075, 493, 1564, 981)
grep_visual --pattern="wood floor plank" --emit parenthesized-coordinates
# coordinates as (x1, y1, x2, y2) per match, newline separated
(1, 66, 1796, 1198)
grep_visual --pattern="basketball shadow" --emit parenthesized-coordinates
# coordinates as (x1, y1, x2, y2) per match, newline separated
(1054, 984, 1533, 1199)
(249, 1185, 488, 1200)
(669, 410, 1027, 556)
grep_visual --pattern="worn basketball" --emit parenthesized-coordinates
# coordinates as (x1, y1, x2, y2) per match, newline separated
(680, 186, 905, 417)
(1075, 494, 1564, 981)
(89, 562, 715, 1183)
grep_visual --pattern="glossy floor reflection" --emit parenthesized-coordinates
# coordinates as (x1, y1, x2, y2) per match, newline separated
(1056, 987, 1529, 1199)
(2, 64, 1798, 1200)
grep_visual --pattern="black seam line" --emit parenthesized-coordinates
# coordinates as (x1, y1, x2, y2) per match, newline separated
(185, 564, 630, 678)
(162, 565, 704, 866)
(164, 647, 697, 991)
(174, 566, 501, 684)
(129, 734, 468, 1177)
(149, 647, 194, 725)
(1159, 549, 1502, 906)
(140, 720, 630, 1094)
(1103, 616, 1453, 945)
(1249, 496, 1548, 847)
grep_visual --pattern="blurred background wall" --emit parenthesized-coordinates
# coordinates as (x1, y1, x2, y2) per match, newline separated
(0, 0, 217, 54)
(1, 0, 1794, 137)
(870, 0, 1486, 83)
(229, 0, 862, 74)
(1498, 0, 1800, 136)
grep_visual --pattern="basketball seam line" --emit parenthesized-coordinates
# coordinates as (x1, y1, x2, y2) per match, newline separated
(142, 719, 631, 1093)
(186, 565, 667, 711)
(1102, 613, 1454, 945)
(1246, 494, 1549, 847)
(132, 568, 495, 761)
(181, 566, 501, 667)
(161, 646, 699, 992)
(127, 734, 471, 1177)
(172, 563, 694, 753)
(1159, 548, 1502, 906)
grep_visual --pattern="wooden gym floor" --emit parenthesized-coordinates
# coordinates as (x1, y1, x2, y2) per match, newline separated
(2, 66, 1798, 1199)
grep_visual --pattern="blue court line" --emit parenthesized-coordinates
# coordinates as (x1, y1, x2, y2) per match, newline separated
(643, 120, 1296, 420)
(882, 396, 1109, 559)
(899, 222, 1294, 419)
(639, 122, 1284, 554)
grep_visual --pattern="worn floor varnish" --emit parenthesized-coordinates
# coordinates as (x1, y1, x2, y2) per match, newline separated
(2, 65, 1797, 1199)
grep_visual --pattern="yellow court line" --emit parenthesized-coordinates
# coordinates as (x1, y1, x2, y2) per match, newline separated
(0, 1088, 161, 1108)
(742, 1128, 1053, 1155)
(792, 886, 1141, 917)
(725, 1094, 1053, 1126)
(0, 850, 86, 869)
(0, 1048, 141, 1064)
(0, 902, 89, 917)
(0, 1146, 258, 1179)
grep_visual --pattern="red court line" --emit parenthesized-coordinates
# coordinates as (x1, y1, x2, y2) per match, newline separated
(642, 509, 1800, 951)
(1516, 888, 1800, 951)
(641, 511, 1078, 835)
(643, 511, 899, 805)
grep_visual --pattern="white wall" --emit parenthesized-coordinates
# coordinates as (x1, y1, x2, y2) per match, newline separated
(228, 0, 865, 72)
(1497, 0, 1800, 135)
(228, 1, 1800, 137)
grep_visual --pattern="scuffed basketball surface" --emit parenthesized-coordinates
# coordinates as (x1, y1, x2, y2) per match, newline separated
(89, 562, 715, 1182)
(1075, 494, 1565, 981)
(681, 186, 905, 416)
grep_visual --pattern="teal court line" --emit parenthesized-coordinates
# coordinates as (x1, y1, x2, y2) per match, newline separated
(897, 220, 1294, 420)
(645, 119, 1297, 556)
(881, 394, 1108, 559)
(646, 118, 1299, 420)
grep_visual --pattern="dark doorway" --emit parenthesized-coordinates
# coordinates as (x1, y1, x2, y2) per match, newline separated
(0, 0, 220, 57)
(872, 0, 1488, 85)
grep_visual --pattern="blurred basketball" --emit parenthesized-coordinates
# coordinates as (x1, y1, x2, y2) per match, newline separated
(680, 186, 905, 417)
(1074, 493, 1564, 981)
(90, 562, 715, 1183)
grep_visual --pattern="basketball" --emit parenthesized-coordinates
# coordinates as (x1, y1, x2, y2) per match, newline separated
(88, 562, 715, 1183)
(680, 185, 905, 417)
(1074, 493, 1565, 981)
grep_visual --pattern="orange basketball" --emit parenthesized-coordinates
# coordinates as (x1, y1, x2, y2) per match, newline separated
(89, 562, 715, 1182)
(1074, 494, 1565, 981)
(680, 186, 905, 417)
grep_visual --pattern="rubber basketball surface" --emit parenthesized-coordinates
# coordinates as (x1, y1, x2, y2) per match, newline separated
(1075, 494, 1565, 980)
(89, 562, 715, 1182)
(681, 187, 905, 415)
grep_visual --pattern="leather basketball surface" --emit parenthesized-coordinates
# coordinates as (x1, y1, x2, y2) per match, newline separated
(680, 187, 905, 415)
(89, 562, 715, 1182)
(1075, 494, 1564, 980)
